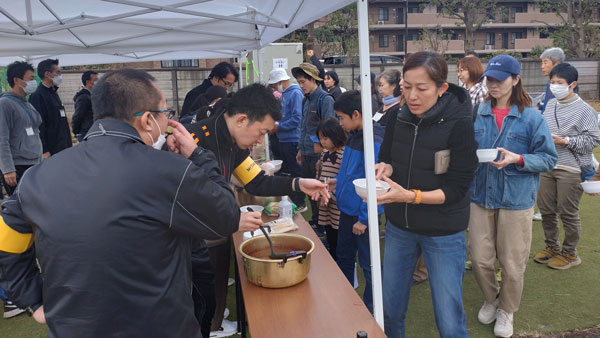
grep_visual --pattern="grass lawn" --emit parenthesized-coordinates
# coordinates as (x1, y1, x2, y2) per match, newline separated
(2, 109, 600, 337)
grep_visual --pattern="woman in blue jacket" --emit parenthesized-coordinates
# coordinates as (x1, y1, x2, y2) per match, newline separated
(469, 55, 557, 338)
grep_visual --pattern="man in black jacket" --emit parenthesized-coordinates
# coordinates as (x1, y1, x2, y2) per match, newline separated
(181, 62, 238, 117)
(0, 69, 241, 338)
(72, 70, 98, 141)
(29, 58, 72, 157)
(185, 84, 330, 337)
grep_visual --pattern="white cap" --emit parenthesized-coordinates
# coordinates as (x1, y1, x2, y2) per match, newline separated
(267, 68, 290, 84)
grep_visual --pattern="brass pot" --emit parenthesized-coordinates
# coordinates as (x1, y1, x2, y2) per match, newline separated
(239, 234, 315, 288)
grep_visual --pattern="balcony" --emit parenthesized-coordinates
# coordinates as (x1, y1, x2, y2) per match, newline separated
(407, 39, 465, 54)
(514, 12, 565, 25)
(370, 13, 462, 29)
(514, 38, 553, 51)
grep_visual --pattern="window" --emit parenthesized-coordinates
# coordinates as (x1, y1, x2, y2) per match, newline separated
(378, 7, 389, 21)
(450, 32, 459, 40)
(437, 6, 443, 13)
(408, 7, 421, 14)
(396, 7, 404, 24)
(486, 8, 495, 21)
(396, 34, 404, 52)
(511, 7, 523, 20)
(486, 32, 495, 45)
(502, 32, 509, 49)
(511, 32, 523, 44)
(379, 34, 389, 48)
(540, 31, 550, 39)
(407, 33, 420, 41)
(161, 59, 199, 68)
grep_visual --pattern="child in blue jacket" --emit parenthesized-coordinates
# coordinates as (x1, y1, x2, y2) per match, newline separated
(331, 90, 384, 312)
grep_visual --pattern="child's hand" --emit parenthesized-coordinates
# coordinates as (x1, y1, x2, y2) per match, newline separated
(352, 221, 367, 235)
(326, 178, 337, 192)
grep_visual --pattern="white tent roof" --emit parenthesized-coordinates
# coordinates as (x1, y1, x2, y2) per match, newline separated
(0, 0, 353, 66)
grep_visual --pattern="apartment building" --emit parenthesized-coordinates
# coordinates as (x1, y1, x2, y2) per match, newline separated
(369, 0, 600, 57)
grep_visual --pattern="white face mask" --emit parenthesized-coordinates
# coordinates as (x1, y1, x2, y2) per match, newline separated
(277, 83, 284, 93)
(549, 83, 571, 100)
(22, 80, 38, 94)
(147, 114, 166, 150)
(52, 75, 63, 87)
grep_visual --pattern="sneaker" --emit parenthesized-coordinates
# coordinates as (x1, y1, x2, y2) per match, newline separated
(3, 300, 26, 319)
(533, 212, 542, 221)
(297, 205, 308, 213)
(210, 319, 238, 338)
(477, 299, 498, 324)
(227, 278, 235, 287)
(494, 309, 513, 337)
(547, 252, 582, 270)
(223, 307, 230, 319)
(534, 247, 561, 264)
(465, 260, 472, 270)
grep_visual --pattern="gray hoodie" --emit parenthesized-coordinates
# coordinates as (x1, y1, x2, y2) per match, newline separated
(0, 92, 43, 173)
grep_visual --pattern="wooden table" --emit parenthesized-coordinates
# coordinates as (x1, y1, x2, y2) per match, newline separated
(232, 213, 387, 338)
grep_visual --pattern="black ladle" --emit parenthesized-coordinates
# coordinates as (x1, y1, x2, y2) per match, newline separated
(247, 207, 307, 263)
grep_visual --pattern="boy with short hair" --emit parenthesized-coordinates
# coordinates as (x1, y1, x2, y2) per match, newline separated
(332, 90, 384, 312)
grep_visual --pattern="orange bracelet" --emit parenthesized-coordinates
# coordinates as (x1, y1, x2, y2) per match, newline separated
(410, 189, 422, 204)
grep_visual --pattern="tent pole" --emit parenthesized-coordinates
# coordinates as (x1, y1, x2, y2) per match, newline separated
(356, 0, 384, 330)
(256, 44, 270, 161)
(239, 51, 243, 90)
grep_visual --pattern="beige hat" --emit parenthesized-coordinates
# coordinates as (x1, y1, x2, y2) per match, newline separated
(291, 63, 322, 81)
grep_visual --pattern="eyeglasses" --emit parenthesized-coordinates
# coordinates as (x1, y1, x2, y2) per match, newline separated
(134, 109, 176, 119)
(219, 78, 235, 88)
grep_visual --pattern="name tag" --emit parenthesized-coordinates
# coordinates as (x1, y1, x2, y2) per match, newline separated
(25, 127, 34, 136)
(60, 109, 66, 117)
(373, 112, 383, 122)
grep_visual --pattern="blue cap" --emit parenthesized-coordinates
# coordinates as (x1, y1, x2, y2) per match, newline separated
(483, 55, 521, 81)
(310, 135, 320, 143)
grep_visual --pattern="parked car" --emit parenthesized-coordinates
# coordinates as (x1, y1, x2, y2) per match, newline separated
(323, 54, 403, 65)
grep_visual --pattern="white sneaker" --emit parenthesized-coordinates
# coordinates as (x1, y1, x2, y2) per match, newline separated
(478, 299, 498, 324)
(533, 212, 542, 221)
(494, 309, 513, 337)
(223, 307, 230, 319)
(210, 318, 238, 338)
(227, 278, 235, 287)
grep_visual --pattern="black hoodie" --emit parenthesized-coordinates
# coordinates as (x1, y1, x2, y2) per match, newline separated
(72, 88, 93, 136)
(378, 83, 478, 236)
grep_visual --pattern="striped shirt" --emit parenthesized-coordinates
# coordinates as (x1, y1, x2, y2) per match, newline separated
(543, 95, 600, 171)
(317, 148, 344, 230)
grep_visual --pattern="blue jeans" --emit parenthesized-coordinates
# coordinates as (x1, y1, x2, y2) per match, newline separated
(337, 212, 372, 312)
(383, 221, 468, 338)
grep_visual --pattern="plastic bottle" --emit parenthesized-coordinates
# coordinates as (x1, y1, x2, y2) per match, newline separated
(278, 196, 293, 220)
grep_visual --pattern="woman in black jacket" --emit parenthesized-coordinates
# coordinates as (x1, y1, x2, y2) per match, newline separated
(323, 71, 343, 101)
(374, 51, 477, 338)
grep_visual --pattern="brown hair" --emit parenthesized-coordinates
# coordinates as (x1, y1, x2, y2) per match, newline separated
(402, 51, 447, 87)
(487, 75, 532, 113)
(458, 57, 484, 85)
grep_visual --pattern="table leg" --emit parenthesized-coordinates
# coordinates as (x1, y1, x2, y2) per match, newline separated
(234, 262, 247, 338)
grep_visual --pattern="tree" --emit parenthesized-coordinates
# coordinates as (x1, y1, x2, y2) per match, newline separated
(423, 0, 501, 52)
(416, 25, 450, 55)
(535, 0, 600, 57)
(313, 4, 358, 58)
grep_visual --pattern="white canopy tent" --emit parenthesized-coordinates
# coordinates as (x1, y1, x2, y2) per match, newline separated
(0, 0, 386, 330)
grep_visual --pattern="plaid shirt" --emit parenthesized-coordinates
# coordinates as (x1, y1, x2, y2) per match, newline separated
(464, 80, 488, 106)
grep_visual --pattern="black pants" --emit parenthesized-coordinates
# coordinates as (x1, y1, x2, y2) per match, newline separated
(0, 165, 32, 196)
(208, 238, 231, 331)
(191, 241, 216, 338)
(279, 142, 304, 206)
(300, 154, 319, 225)
(326, 227, 338, 261)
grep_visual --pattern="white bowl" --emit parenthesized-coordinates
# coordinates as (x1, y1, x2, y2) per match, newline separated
(476, 149, 499, 163)
(240, 205, 264, 213)
(352, 178, 390, 200)
(269, 160, 283, 172)
(581, 181, 600, 194)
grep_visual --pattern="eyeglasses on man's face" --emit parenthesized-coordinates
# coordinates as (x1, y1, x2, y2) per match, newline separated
(134, 109, 176, 119)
